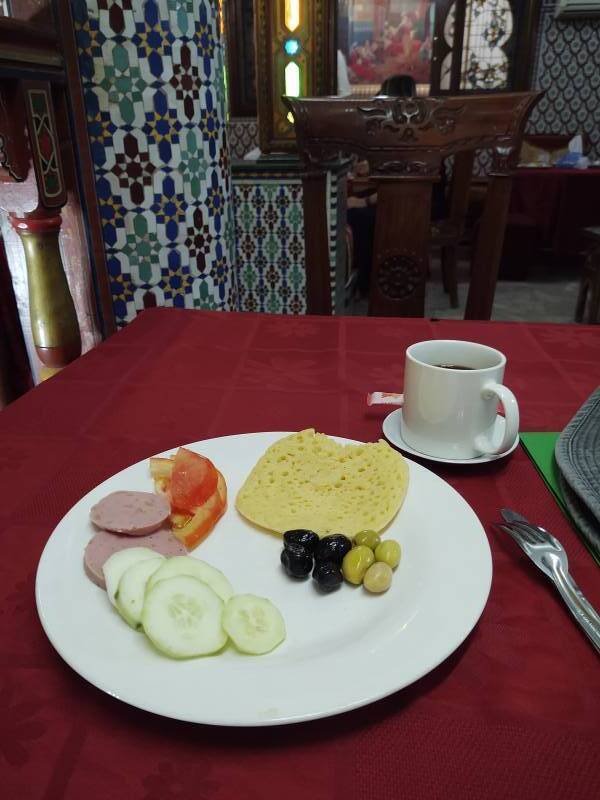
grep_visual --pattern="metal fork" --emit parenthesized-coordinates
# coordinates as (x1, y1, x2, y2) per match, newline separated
(495, 509, 600, 655)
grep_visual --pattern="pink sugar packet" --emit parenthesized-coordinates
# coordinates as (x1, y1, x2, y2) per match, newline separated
(367, 391, 404, 406)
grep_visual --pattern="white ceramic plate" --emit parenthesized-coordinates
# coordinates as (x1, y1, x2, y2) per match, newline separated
(36, 432, 492, 727)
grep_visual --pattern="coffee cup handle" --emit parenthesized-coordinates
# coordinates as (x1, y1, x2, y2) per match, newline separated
(474, 383, 519, 455)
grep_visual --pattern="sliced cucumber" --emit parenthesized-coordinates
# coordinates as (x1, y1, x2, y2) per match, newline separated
(147, 556, 233, 603)
(142, 575, 227, 658)
(115, 557, 164, 629)
(222, 594, 286, 655)
(103, 547, 159, 607)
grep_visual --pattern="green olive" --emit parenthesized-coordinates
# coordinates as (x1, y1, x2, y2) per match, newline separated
(342, 545, 375, 585)
(353, 529, 381, 550)
(374, 539, 401, 569)
(363, 562, 393, 593)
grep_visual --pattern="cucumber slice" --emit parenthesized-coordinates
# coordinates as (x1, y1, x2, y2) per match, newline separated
(222, 594, 286, 655)
(142, 576, 227, 658)
(147, 556, 233, 603)
(103, 547, 159, 607)
(115, 557, 164, 629)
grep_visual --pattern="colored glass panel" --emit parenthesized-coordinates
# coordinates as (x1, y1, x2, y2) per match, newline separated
(284, 0, 300, 33)
(284, 61, 300, 97)
(284, 38, 300, 56)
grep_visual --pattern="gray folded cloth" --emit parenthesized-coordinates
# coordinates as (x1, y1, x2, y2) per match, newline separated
(555, 387, 600, 559)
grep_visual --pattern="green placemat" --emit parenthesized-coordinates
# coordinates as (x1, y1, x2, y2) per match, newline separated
(520, 432, 600, 566)
(520, 432, 567, 514)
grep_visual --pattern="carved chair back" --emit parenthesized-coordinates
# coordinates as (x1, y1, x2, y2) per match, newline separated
(285, 92, 542, 319)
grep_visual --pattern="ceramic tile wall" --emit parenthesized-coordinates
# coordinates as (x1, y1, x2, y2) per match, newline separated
(233, 171, 344, 314)
(228, 117, 259, 159)
(72, 0, 235, 327)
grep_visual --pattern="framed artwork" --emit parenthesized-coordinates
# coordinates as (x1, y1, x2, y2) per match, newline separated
(338, 0, 435, 95)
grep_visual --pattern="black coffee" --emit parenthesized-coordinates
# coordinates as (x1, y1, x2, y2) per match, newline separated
(434, 363, 474, 370)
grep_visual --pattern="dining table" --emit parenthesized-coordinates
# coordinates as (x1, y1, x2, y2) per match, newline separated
(508, 166, 600, 263)
(2, 307, 599, 800)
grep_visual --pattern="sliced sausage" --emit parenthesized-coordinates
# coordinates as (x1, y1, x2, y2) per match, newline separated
(90, 491, 170, 535)
(84, 527, 187, 589)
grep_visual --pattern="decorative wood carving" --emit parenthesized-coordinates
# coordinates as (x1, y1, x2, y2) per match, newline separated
(22, 80, 68, 208)
(358, 98, 465, 140)
(286, 91, 542, 319)
(376, 251, 425, 301)
(286, 92, 540, 177)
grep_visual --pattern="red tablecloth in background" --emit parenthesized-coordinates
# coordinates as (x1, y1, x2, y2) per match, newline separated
(509, 167, 600, 259)
(2, 309, 599, 800)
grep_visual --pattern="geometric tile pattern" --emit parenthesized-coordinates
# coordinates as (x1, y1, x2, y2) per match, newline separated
(233, 172, 343, 315)
(234, 179, 307, 314)
(528, 1, 600, 161)
(228, 117, 259, 159)
(71, 0, 235, 326)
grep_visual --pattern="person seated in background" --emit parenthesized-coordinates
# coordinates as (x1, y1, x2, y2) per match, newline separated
(347, 74, 447, 297)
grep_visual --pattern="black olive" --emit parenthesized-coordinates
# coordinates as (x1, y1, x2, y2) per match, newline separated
(312, 560, 343, 592)
(283, 529, 320, 554)
(280, 544, 313, 579)
(314, 534, 352, 564)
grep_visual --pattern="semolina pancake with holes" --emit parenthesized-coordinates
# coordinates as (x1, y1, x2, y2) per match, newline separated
(235, 429, 409, 537)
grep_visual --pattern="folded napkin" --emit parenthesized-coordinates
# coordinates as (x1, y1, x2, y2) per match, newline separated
(520, 389, 600, 566)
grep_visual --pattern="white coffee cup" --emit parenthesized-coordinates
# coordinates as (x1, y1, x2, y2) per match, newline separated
(399, 340, 519, 460)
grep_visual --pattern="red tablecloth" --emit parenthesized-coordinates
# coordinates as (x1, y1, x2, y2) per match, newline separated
(2, 308, 599, 800)
(509, 168, 600, 259)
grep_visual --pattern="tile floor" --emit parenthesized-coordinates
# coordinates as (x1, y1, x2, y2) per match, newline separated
(348, 256, 583, 323)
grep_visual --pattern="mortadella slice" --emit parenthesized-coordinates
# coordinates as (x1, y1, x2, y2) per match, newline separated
(84, 527, 187, 589)
(90, 491, 170, 535)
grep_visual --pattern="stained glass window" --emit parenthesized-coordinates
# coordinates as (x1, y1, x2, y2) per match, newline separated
(461, 0, 513, 90)
(439, 0, 514, 92)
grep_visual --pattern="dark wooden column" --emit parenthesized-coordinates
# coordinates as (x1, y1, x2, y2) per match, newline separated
(465, 145, 516, 320)
(301, 170, 332, 315)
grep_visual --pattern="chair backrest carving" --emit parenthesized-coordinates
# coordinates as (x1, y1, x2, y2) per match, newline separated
(285, 92, 542, 318)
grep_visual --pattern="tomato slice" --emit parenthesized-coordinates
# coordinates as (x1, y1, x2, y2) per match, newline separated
(172, 472, 227, 550)
(170, 447, 219, 512)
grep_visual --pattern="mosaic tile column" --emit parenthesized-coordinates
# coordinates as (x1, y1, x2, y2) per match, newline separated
(72, 0, 235, 326)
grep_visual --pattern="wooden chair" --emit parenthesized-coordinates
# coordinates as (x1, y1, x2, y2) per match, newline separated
(432, 150, 474, 308)
(284, 92, 542, 319)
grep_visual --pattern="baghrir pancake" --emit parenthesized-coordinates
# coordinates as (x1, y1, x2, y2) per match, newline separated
(235, 429, 409, 536)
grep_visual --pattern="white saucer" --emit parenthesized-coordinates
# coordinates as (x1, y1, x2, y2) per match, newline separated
(382, 408, 520, 465)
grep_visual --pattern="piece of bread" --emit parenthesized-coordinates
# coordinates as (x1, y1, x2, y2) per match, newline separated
(236, 429, 409, 537)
